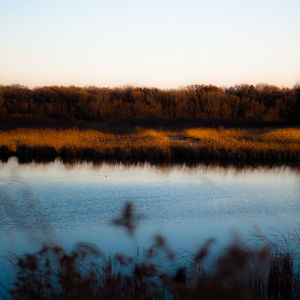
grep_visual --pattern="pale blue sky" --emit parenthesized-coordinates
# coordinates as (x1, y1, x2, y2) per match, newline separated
(0, 0, 299, 88)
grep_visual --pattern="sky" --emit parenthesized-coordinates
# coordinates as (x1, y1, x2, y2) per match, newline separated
(0, 0, 299, 89)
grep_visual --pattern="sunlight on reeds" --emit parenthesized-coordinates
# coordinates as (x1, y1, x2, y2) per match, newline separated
(181, 128, 300, 161)
(0, 127, 299, 163)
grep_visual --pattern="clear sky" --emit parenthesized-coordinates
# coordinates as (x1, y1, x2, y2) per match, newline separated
(0, 0, 299, 89)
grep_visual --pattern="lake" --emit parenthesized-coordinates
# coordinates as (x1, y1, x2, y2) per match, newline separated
(0, 158, 300, 290)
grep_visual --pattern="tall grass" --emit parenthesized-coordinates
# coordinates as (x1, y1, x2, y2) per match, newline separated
(0, 127, 299, 163)
(180, 128, 300, 161)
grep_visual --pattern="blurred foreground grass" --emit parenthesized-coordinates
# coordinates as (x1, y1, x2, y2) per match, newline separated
(7, 202, 300, 300)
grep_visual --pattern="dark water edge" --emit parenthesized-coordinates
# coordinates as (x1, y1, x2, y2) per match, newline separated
(0, 146, 300, 170)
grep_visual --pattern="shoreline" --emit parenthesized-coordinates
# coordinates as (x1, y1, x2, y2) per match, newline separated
(0, 126, 299, 167)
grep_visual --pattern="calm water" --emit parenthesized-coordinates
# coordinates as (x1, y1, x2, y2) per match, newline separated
(0, 158, 300, 289)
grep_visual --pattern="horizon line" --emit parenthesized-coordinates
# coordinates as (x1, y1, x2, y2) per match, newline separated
(1, 82, 299, 91)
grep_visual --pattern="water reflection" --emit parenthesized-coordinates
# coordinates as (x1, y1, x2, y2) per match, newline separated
(0, 157, 299, 185)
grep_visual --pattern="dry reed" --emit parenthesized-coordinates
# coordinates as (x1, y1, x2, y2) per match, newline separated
(0, 127, 299, 163)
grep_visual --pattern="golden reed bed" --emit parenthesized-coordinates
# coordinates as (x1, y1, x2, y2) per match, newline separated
(0, 127, 299, 162)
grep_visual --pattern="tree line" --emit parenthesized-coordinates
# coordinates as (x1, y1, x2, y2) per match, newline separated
(0, 84, 299, 123)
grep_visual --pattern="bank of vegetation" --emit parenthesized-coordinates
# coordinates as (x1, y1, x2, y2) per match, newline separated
(0, 84, 300, 124)
(0, 127, 299, 164)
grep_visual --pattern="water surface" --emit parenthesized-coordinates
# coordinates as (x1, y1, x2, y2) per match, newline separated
(0, 158, 299, 288)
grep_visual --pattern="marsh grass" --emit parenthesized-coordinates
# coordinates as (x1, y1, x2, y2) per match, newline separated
(0, 127, 299, 164)
(180, 128, 300, 162)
